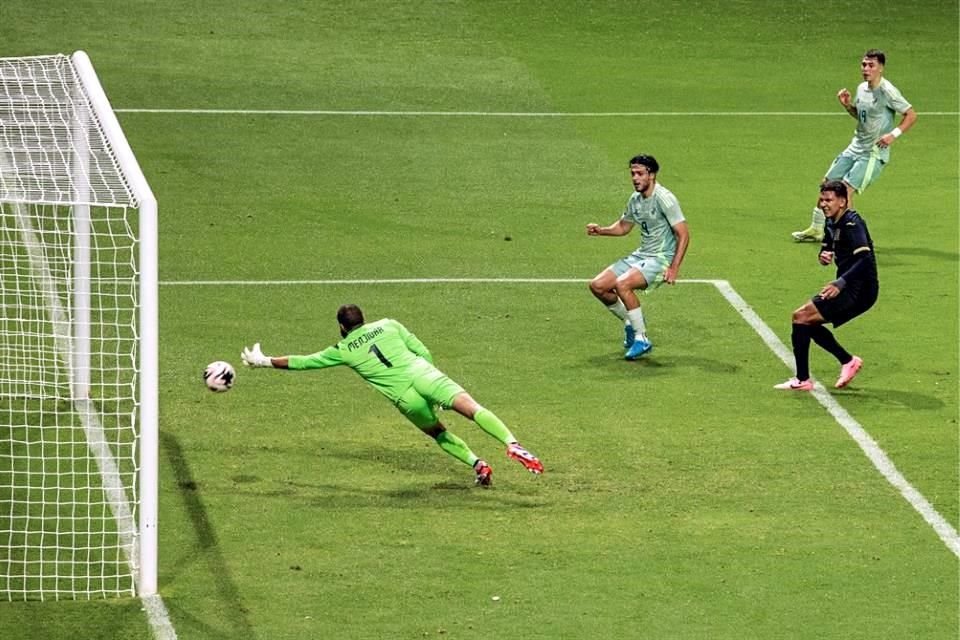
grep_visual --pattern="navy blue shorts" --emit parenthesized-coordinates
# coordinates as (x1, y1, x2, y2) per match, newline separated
(813, 281, 878, 327)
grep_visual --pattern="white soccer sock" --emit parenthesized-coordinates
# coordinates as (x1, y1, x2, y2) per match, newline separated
(627, 307, 647, 341)
(811, 207, 825, 231)
(606, 299, 628, 322)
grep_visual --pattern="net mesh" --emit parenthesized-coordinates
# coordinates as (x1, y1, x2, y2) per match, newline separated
(0, 54, 140, 600)
(0, 55, 135, 206)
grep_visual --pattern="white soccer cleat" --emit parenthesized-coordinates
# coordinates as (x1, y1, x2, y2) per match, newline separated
(791, 227, 824, 243)
(774, 377, 814, 391)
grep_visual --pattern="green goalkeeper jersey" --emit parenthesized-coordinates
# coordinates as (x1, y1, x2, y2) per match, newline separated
(287, 318, 437, 403)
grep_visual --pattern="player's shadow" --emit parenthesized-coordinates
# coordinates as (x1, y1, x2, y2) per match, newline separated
(876, 246, 959, 265)
(161, 431, 257, 640)
(831, 386, 946, 411)
(231, 443, 550, 511)
(586, 353, 740, 376)
(275, 479, 548, 510)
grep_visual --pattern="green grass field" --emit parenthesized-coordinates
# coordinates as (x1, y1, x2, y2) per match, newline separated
(2, 1, 958, 638)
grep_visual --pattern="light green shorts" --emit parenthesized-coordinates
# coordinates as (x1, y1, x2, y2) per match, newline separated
(610, 253, 670, 290)
(395, 367, 465, 429)
(825, 148, 885, 193)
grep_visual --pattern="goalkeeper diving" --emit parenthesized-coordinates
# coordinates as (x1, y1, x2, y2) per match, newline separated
(241, 304, 543, 486)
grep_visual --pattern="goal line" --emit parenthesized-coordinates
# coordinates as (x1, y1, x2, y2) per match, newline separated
(162, 276, 960, 557)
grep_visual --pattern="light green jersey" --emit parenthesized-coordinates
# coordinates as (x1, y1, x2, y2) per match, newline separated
(287, 318, 437, 403)
(846, 78, 912, 162)
(620, 183, 685, 260)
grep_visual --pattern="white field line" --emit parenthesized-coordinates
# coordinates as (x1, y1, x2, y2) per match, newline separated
(713, 279, 960, 558)
(115, 108, 960, 117)
(142, 593, 178, 640)
(161, 277, 587, 285)
(161, 275, 960, 557)
(123, 103, 953, 632)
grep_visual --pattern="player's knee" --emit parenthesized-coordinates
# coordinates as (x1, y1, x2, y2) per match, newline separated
(451, 392, 478, 418)
(588, 278, 607, 296)
(615, 279, 641, 296)
(421, 424, 445, 439)
(792, 307, 819, 325)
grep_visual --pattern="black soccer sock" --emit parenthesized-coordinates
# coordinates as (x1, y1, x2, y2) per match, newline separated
(809, 325, 852, 364)
(791, 323, 813, 381)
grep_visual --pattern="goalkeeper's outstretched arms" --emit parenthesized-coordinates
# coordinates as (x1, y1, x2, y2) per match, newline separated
(241, 343, 289, 369)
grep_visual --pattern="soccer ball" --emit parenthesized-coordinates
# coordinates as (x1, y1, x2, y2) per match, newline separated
(203, 361, 235, 392)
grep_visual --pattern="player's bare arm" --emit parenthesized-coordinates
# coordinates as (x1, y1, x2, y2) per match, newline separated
(663, 221, 690, 284)
(586, 219, 633, 236)
(877, 107, 918, 148)
(837, 88, 857, 117)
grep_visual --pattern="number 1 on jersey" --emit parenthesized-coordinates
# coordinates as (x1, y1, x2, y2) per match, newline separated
(369, 344, 393, 367)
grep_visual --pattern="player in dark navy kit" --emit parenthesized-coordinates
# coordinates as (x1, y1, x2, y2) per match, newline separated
(776, 181, 878, 391)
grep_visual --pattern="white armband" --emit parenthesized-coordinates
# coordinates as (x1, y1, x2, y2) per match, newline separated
(891, 127, 902, 139)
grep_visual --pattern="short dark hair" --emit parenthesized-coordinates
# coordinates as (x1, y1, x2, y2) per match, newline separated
(820, 180, 848, 200)
(337, 304, 365, 332)
(628, 154, 659, 174)
(863, 49, 886, 65)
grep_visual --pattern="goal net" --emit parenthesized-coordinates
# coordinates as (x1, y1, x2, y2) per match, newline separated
(0, 52, 158, 600)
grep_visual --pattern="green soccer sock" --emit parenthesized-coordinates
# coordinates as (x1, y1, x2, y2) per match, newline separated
(434, 430, 478, 467)
(473, 407, 516, 445)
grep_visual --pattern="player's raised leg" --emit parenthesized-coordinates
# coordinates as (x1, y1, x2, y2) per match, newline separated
(399, 387, 493, 485)
(589, 267, 635, 347)
(450, 392, 544, 475)
(423, 423, 494, 486)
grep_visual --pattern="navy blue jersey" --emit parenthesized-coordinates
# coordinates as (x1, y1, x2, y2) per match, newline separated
(822, 209, 878, 286)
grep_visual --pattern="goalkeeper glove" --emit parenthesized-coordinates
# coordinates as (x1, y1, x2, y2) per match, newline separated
(241, 342, 273, 368)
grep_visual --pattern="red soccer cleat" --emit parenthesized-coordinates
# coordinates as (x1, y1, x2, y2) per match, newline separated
(507, 443, 543, 475)
(474, 460, 493, 486)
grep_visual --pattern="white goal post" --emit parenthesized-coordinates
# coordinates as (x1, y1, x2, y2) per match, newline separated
(0, 51, 158, 599)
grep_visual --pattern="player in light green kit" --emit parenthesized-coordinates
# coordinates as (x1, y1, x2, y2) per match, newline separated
(240, 304, 543, 486)
(587, 154, 690, 360)
(792, 49, 917, 241)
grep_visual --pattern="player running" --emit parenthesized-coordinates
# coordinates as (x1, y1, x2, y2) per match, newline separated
(241, 304, 543, 486)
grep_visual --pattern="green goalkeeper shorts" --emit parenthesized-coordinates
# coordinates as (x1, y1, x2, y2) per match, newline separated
(395, 368, 465, 429)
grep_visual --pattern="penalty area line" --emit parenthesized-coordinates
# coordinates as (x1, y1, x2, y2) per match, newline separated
(160, 276, 960, 557)
(712, 279, 960, 559)
(159, 277, 720, 286)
